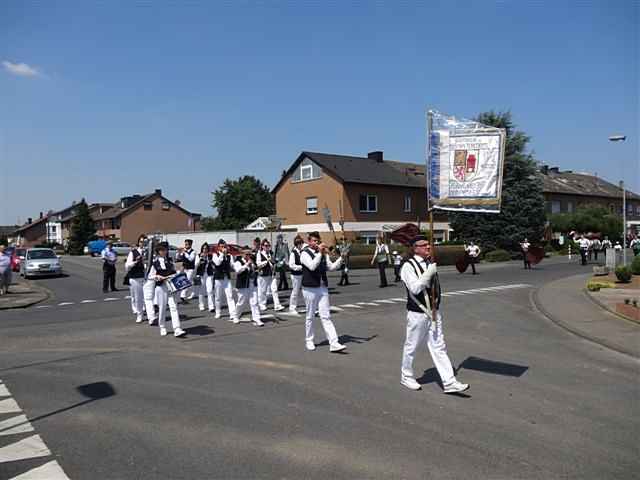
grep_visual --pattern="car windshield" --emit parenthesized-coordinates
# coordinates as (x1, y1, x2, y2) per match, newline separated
(17, 249, 26, 256)
(27, 250, 56, 260)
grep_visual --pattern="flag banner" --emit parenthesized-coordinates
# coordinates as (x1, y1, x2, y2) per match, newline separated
(427, 110, 506, 213)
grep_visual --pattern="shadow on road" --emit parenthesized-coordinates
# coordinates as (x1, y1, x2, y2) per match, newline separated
(185, 325, 215, 336)
(457, 356, 529, 377)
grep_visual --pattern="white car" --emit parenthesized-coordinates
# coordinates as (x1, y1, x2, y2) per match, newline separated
(111, 242, 132, 256)
(21, 248, 62, 279)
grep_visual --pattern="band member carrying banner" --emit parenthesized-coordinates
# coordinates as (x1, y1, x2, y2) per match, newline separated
(464, 241, 481, 275)
(400, 235, 468, 393)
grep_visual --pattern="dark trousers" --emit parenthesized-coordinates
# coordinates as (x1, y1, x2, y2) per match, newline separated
(377, 261, 388, 287)
(338, 269, 349, 286)
(523, 258, 531, 269)
(469, 257, 477, 274)
(277, 269, 289, 290)
(593, 250, 599, 261)
(580, 249, 587, 265)
(102, 263, 116, 292)
(394, 265, 401, 281)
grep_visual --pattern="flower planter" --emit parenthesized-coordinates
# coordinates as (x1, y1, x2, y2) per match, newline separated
(615, 303, 640, 322)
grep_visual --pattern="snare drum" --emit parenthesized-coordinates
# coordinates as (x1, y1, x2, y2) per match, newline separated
(166, 272, 192, 294)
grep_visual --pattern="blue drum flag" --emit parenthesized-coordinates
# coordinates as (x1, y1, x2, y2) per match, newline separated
(427, 110, 506, 213)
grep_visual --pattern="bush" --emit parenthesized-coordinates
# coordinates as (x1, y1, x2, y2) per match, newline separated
(631, 255, 640, 275)
(615, 266, 632, 283)
(484, 249, 512, 262)
(586, 279, 614, 291)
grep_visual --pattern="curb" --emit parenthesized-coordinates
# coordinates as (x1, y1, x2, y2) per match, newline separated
(583, 288, 640, 326)
(0, 280, 51, 311)
(530, 287, 639, 360)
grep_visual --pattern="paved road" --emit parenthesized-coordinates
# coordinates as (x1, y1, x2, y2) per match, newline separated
(0, 256, 637, 479)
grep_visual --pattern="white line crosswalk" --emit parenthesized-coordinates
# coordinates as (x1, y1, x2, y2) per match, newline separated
(0, 379, 70, 479)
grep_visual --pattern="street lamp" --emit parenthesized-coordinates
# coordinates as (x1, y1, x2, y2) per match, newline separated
(609, 135, 627, 266)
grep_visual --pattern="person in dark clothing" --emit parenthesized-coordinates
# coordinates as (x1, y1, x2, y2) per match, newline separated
(101, 241, 118, 293)
(371, 235, 390, 287)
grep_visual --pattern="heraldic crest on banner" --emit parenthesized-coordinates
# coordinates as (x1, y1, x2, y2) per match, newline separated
(427, 110, 506, 213)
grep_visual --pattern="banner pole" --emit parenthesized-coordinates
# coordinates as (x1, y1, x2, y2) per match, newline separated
(427, 110, 437, 320)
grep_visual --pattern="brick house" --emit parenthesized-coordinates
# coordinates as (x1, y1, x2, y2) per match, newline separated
(541, 166, 640, 234)
(46, 202, 113, 245)
(13, 215, 48, 247)
(273, 151, 450, 244)
(92, 189, 201, 243)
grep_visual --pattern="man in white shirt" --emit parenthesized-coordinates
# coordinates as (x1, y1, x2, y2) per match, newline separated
(578, 236, 590, 266)
(101, 242, 118, 293)
(125, 235, 147, 323)
(465, 241, 481, 275)
(256, 240, 284, 312)
(520, 238, 531, 270)
(400, 235, 468, 394)
(287, 235, 305, 314)
(176, 239, 197, 304)
(300, 231, 346, 353)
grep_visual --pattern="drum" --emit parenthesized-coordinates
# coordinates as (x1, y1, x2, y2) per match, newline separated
(166, 272, 192, 294)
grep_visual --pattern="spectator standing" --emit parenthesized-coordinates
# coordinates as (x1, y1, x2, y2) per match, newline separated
(370, 234, 390, 288)
(0, 245, 12, 295)
(101, 241, 118, 293)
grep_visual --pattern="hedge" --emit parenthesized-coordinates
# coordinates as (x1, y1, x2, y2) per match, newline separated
(615, 265, 632, 283)
(484, 249, 511, 262)
(631, 255, 640, 275)
(346, 245, 465, 269)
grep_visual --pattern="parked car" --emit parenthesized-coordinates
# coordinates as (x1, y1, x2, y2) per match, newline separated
(111, 242, 132, 256)
(11, 247, 26, 272)
(21, 248, 62, 279)
(87, 239, 108, 257)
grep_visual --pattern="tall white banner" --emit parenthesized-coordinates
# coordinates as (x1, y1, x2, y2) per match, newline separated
(427, 110, 506, 213)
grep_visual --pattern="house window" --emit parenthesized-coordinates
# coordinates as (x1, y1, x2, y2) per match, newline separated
(551, 200, 561, 214)
(359, 194, 378, 213)
(636, 205, 640, 216)
(143, 203, 153, 211)
(404, 194, 412, 213)
(359, 231, 378, 245)
(567, 201, 574, 213)
(306, 197, 318, 214)
(301, 165, 313, 181)
(627, 203, 633, 213)
(50, 226, 57, 234)
(162, 202, 170, 211)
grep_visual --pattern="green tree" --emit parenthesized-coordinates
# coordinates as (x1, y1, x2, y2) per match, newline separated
(67, 200, 96, 255)
(206, 176, 275, 231)
(549, 204, 622, 241)
(449, 111, 546, 251)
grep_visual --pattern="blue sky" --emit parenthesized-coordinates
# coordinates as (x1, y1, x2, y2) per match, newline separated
(1, 1, 638, 225)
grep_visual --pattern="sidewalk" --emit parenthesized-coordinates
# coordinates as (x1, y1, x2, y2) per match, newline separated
(0, 277, 49, 310)
(533, 273, 640, 358)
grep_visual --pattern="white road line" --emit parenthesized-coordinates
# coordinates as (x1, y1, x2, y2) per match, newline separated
(124, 295, 131, 299)
(0, 384, 10, 396)
(0, 414, 34, 436)
(390, 297, 405, 301)
(0, 434, 51, 463)
(104, 298, 119, 301)
(374, 299, 396, 304)
(8, 460, 71, 480)
(261, 314, 275, 319)
(340, 304, 363, 309)
(35, 306, 50, 309)
(0, 398, 22, 413)
(330, 306, 343, 312)
(357, 302, 380, 306)
(57, 302, 74, 306)
(81, 299, 97, 304)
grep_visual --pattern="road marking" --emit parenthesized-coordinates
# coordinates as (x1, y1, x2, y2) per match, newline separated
(390, 297, 405, 301)
(35, 306, 50, 309)
(0, 398, 22, 413)
(357, 302, 380, 306)
(57, 302, 74, 306)
(0, 434, 51, 463)
(340, 304, 363, 309)
(104, 298, 119, 301)
(81, 299, 97, 304)
(330, 306, 343, 312)
(8, 460, 71, 480)
(124, 295, 131, 299)
(0, 384, 10, 396)
(374, 299, 396, 304)
(0, 414, 35, 436)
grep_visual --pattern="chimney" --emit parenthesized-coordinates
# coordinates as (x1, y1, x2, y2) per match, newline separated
(549, 167, 560, 174)
(175, 200, 181, 206)
(28, 218, 32, 224)
(39, 211, 43, 219)
(368, 151, 383, 163)
(155, 189, 162, 196)
(540, 165, 549, 175)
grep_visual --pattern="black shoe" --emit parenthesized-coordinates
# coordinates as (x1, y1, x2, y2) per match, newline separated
(180, 298, 189, 305)
(111, 288, 119, 292)
(103, 290, 108, 293)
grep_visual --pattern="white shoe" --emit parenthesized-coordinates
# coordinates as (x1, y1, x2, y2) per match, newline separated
(274, 305, 285, 312)
(305, 341, 316, 351)
(199, 305, 205, 311)
(259, 306, 267, 312)
(329, 343, 346, 353)
(288, 309, 299, 315)
(254, 320, 264, 327)
(214, 313, 221, 319)
(232, 318, 240, 324)
(443, 380, 469, 394)
(400, 377, 422, 391)
(174, 327, 186, 338)
(135, 315, 143, 324)
(160, 327, 168, 336)
(188, 294, 195, 300)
